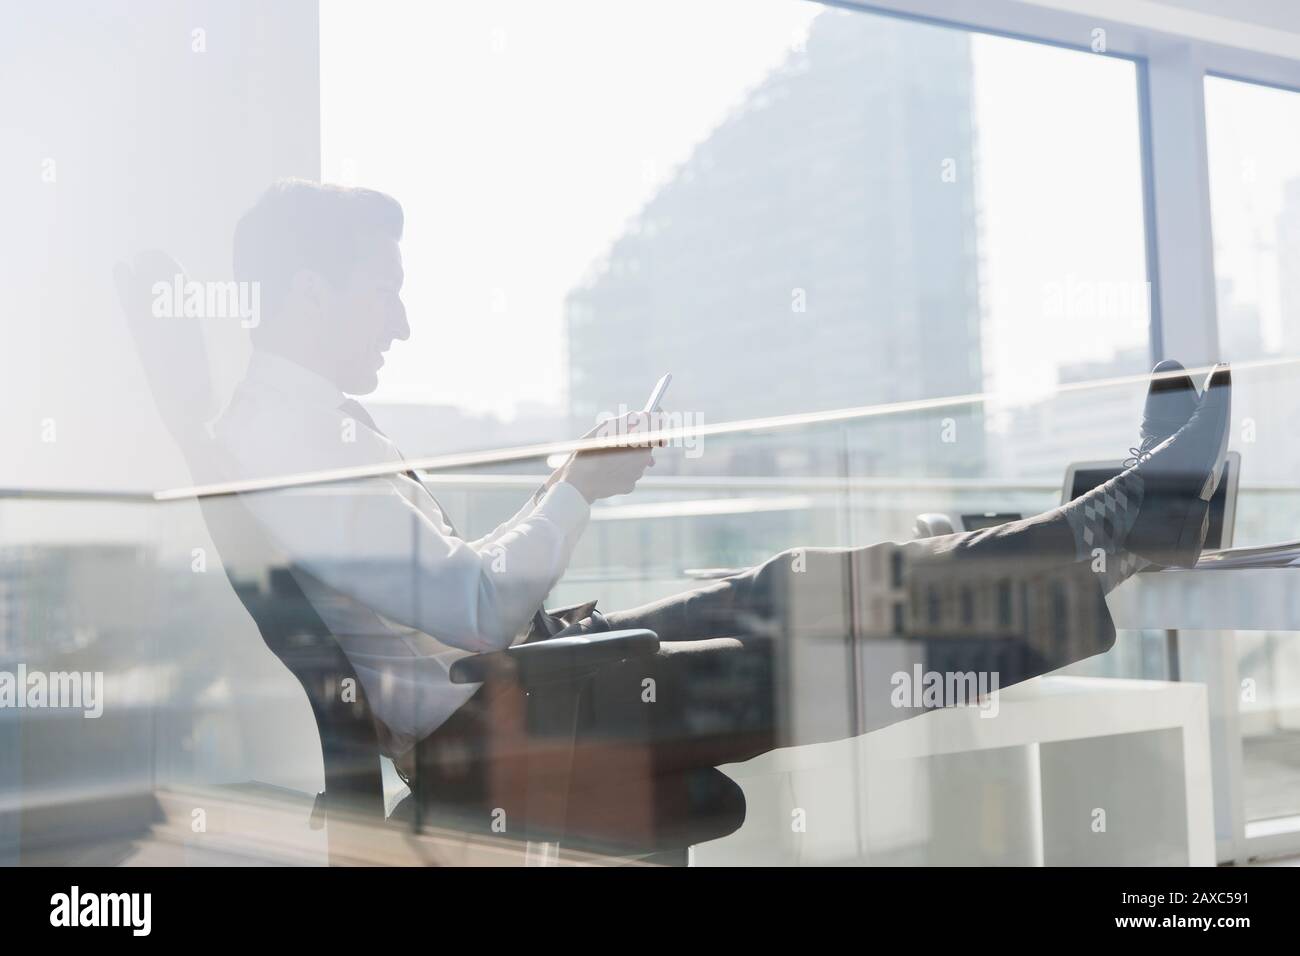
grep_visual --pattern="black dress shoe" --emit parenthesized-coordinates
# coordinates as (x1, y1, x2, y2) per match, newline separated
(1126, 363, 1231, 568)
(1137, 359, 1199, 452)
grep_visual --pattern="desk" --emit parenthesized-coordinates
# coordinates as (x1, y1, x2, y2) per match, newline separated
(1108, 567, 1300, 631)
(696, 676, 1215, 866)
(1107, 567, 1300, 862)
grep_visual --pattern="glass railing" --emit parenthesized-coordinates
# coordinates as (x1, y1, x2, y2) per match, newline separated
(0, 471, 1166, 863)
(7, 362, 1299, 864)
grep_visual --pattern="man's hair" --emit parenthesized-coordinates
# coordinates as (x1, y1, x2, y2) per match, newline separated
(233, 179, 403, 335)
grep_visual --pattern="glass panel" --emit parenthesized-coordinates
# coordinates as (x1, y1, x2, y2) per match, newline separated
(0, 496, 348, 865)
(321, 0, 1153, 640)
(3, 1, 1164, 868)
(1205, 75, 1300, 827)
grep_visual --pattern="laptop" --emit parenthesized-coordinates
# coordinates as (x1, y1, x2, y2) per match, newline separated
(1060, 451, 1240, 550)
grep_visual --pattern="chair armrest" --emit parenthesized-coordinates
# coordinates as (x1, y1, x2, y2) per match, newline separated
(449, 629, 660, 686)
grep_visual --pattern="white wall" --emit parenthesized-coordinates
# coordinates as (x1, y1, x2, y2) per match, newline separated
(0, 0, 320, 493)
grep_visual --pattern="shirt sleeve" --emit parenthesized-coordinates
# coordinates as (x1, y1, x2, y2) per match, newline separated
(214, 392, 592, 653)
(229, 471, 591, 654)
(462, 476, 571, 551)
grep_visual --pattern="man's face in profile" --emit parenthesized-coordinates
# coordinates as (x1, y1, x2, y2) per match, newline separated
(321, 234, 409, 395)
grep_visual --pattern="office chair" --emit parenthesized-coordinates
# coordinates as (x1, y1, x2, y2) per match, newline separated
(115, 252, 746, 864)
(213, 489, 735, 863)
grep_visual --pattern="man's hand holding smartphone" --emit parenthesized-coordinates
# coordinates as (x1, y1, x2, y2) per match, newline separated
(548, 375, 671, 505)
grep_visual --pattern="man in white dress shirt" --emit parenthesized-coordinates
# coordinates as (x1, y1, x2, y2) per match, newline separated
(216, 181, 658, 769)
(214, 180, 1229, 789)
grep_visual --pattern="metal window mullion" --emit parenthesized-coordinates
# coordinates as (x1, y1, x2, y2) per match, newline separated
(1142, 41, 1221, 365)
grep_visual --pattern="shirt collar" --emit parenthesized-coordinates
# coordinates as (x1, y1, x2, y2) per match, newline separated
(245, 349, 348, 411)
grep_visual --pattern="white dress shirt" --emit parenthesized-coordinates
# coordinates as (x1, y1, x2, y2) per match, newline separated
(213, 350, 591, 761)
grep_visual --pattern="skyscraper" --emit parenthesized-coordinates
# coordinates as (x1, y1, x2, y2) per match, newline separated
(564, 10, 985, 481)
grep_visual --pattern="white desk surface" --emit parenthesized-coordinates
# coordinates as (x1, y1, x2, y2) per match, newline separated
(1108, 567, 1300, 631)
(707, 675, 1215, 866)
(724, 675, 1209, 771)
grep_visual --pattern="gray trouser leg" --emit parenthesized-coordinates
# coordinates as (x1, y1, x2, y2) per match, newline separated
(596, 511, 1114, 755)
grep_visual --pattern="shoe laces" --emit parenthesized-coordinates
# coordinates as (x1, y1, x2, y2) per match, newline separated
(1123, 436, 1161, 469)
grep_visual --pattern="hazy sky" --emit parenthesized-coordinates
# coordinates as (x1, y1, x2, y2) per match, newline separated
(320, 0, 1178, 419)
(1204, 74, 1300, 353)
(321, 0, 822, 418)
(970, 32, 1148, 404)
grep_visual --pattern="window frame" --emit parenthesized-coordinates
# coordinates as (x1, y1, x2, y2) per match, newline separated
(826, 0, 1300, 865)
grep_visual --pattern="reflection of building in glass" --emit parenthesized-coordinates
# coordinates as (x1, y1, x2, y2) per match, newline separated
(0, 543, 167, 860)
(0, 538, 329, 858)
(903, 549, 1112, 683)
(564, 10, 985, 482)
(0, 544, 152, 655)
(998, 346, 1149, 480)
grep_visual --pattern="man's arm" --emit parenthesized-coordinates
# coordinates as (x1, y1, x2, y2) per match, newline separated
(220, 407, 652, 653)
(240, 473, 591, 653)
(461, 477, 562, 551)
(465, 410, 660, 551)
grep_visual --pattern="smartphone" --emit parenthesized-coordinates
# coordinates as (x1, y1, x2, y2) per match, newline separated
(643, 373, 672, 414)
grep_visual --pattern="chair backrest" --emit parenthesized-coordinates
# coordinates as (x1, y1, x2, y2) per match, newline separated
(113, 251, 219, 462)
(115, 254, 386, 829)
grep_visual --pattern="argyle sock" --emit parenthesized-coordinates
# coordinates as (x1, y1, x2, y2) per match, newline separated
(1061, 468, 1152, 592)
